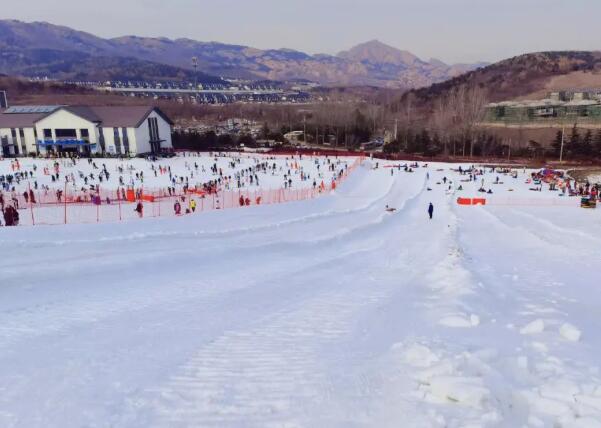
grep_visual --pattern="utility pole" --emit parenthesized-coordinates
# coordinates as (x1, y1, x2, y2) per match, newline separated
(559, 124, 565, 163)
(192, 57, 198, 89)
(303, 114, 307, 145)
(394, 118, 398, 141)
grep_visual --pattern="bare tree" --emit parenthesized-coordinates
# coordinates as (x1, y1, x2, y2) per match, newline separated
(432, 96, 453, 156)
(446, 84, 487, 157)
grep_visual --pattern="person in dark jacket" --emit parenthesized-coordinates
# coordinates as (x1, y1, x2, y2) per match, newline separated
(3, 205, 18, 226)
(428, 203, 434, 220)
(135, 202, 143, 218)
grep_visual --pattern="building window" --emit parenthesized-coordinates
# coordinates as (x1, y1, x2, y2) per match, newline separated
(80, 129, 89, 140)
(11, 128, 18, 155)
(43, 129, 52, 139)
(113, 127, 122, 154)
(148, 117, 160, 153)
(122, 128, 130, 154)
(55, 129, 77, 139)
(98, 127, 106, 153)
(34, 129, 39, 153)
(19, 128, 26, 154)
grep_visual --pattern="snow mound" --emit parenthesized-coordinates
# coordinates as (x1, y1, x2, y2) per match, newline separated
(438, 313, 480, 328)
(559, 323, 582, 342)
(400, 343, 440, 368)
(520, 319, 545, 335)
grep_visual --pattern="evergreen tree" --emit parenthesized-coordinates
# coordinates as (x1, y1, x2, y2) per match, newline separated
(551, 130, 563, 156)
(216, 134, 234, 147)
(260, 122, 270, 140)
(580, 129, 593, 156)
(594, 129, 601, 157)
(419, 129, 431, 153)
(568, 124, 580, 157)
(426, 133, 442, 156)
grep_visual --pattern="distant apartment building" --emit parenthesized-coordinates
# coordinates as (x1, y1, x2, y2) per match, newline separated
(485, 89, 601, 125)
(284, 131, 305, 142)
(0, 105, 173, 157)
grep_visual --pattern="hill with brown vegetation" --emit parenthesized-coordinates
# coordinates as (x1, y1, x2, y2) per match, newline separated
(399, 51, 601, 108)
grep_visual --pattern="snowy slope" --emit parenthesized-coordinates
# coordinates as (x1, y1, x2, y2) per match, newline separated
(0, 161, 600, 427)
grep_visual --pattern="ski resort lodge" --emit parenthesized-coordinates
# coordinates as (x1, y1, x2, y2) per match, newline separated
(0, 105, 173, 157)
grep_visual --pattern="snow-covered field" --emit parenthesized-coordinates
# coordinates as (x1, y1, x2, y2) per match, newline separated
(1, 158, 601, 427)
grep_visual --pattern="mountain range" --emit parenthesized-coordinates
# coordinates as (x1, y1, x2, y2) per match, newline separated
(0, 20, 486, 88)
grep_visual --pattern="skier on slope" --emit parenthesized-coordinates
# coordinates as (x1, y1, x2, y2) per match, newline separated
(428, 203, 434, 220)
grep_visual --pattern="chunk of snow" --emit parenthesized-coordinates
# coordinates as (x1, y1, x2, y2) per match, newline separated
(530, 342, 548, 353)
(559, 323, 582, 342)
(470, 314, 480, 326)
(520, 319, 545, 335)
(402, 344, 439, 368)
(439, 315, 473, 328)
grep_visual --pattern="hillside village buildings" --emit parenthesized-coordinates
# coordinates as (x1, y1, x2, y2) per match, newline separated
(485, 89, 601, 125)
(0, 105, 173, 157)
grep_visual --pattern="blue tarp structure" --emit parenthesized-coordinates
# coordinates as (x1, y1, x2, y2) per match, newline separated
(37, 140, 96, 148)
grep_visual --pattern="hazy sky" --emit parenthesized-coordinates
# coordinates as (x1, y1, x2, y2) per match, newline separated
(5, 0, 601, 64)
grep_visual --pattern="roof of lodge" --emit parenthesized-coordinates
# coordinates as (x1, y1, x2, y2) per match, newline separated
(0, 105, 173, 129)
(0, 111, 48, 128)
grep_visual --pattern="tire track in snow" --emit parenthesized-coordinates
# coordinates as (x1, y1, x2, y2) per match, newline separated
(451, 200, 601, 426)
(0, 170, 422, 351)
(119, 175, 458, 427)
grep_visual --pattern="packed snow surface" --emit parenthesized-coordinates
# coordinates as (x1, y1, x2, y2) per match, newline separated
(1, 157, 601, 427)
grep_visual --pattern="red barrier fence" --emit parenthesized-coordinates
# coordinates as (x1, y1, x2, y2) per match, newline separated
(2, 157, 363, 226)
(457, 196, 582, 207)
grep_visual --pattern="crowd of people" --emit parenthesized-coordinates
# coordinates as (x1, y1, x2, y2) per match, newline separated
(0, 152, 353, 226)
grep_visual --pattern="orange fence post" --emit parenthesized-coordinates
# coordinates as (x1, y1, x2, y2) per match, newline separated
(28, 183, 35, 226)
(118, 188, 122, 221)
(64, 181, 68, 224)
(96, 185, 100, 223)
